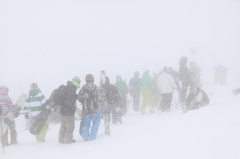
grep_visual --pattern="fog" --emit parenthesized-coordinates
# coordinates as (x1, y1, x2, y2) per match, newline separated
(1, 0, 240, 101)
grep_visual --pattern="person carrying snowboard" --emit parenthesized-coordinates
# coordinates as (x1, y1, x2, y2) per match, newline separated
(58, 76, 81, 144)
(102, 76, 122, 124)
(0, 85, 19, 146)
(23, 83, 49, 143)
(129, 71, 141, 112)
(78, 74, 100, 141)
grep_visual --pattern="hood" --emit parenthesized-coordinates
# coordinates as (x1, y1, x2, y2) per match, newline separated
(0, 85, 8, 96)
(29, 89, 40, 97)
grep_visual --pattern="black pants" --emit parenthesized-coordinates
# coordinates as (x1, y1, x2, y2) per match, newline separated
(160, 93, 173, 112)
(131, 93, 140, 112)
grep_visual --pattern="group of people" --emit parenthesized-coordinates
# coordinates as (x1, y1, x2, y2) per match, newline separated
(0, 56, 227, 146)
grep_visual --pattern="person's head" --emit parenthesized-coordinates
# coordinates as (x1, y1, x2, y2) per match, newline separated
(0, 85, 9, 96)
(180, 56, 188, 64)
(163, 66, 168, 73)
(116, 75, 122, 81)
(168, 67, 173, 72)
(85, 74, 94, 83)
(31, 83, 38, 90)
(72, 76, 81, 88)
(134, 71, 140, 78)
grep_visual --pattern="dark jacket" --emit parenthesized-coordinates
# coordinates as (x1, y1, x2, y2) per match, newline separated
(129, 76, 140, 96)
(103, 82, 120, 105)
(179, 61, 191, 83)
(78, 84, 99, 114)
(60, 81, 77, 116)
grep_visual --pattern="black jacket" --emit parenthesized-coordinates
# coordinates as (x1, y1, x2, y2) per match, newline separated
(60, 81, 77, 116)
(128, 76, 140, 96)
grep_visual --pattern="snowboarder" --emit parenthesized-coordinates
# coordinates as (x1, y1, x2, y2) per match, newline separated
(102, 76, 122, 124)
(189, 61, 202, 88)
(178, 56, 193, 106)
(58, 76, 81, 144)
(0, 86, 19, 146)
(128, 71, 141, 112)
(185, 86, 210, 111)
(158, 67, 177, 112)
(140, 69, 154, 114)
(213, 65, 228, 85)
(114, 75, 128, 115)
(78, 74, 100, 141)
(23, 83, 49, 143)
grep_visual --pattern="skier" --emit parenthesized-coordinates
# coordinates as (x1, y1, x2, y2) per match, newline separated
(158, 67, 177, 112)
(213, 65, 228, 85)
(189, 61, 202, 88)
(102, 76, 122, 124)
(58, 76, 81, 144)
(128, 71, 141, 112)
(178, 56, 193, 106)
(140, 69, 154, 114)
(78, 74, 100, 141)
(0, 86, 19, 146)
(152, 72, 161, 108)
(185, 86, 210, 110)
(114, 75, 128, 115)
(23, 83, 49, 143)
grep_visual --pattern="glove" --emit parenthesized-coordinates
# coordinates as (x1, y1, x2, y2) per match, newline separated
(25, 113, 29, 119)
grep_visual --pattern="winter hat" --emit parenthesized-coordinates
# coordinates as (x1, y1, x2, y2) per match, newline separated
(72, 76, 81, 84)
(0, 85, 9, 96)
(31, 83, 38, 90)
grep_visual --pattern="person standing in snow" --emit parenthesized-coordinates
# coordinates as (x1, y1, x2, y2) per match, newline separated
(23, 83, 49, 143)
(0, 85, 19, 146)
(140, 69, 154, 114)
(58, 76, 81, 144)
(128, 71, 141, 112)
(158, 67, 177, 112)
(102, 76, 122, 124)
(213, 65, 228, 85)
(78, 74, 100, 141)
(189, 61, 202, 88)
(114, 75, 128, 115)
(178, 56, 193, 106)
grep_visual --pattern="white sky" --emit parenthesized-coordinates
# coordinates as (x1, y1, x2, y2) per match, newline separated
(1, 0, 240, 100)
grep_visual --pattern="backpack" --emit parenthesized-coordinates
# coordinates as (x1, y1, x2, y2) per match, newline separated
(52, 84, 66, 107)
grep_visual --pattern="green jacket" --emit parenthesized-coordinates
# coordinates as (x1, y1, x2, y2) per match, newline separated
(140, 71, 153, 91)
(114, 77, 128, 97)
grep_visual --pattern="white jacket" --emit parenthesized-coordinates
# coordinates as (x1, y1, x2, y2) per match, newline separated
(158, 72, 177, 94)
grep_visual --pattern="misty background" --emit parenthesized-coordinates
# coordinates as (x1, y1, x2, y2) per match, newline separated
(1, 0, 240, 101)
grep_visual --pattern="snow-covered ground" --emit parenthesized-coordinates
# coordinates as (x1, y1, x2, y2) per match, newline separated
(1, 83, 239, 159)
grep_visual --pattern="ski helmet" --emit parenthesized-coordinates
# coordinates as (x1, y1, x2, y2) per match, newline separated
(180, 56, 188, 62)
(85, 74, 94, 83)
(31, 83, 38, 89)
(72, 76, 81, 84)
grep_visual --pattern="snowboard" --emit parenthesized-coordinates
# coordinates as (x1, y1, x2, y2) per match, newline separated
(29, 107, 51, 135)
(29, 90, 56, 135)
(0, 93, 27, 137)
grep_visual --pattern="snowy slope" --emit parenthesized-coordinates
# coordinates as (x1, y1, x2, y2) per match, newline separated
(1, 84, 240, 159)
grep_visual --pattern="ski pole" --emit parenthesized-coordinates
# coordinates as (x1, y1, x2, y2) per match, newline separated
(0, 108, 5, 154)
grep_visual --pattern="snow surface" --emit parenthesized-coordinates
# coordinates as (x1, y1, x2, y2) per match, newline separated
(1, 84, 240, 159)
